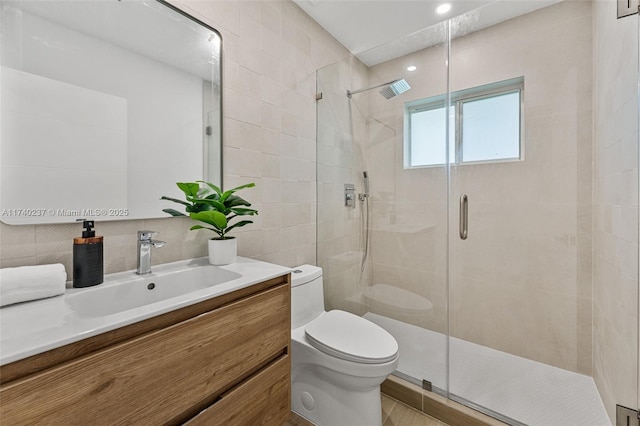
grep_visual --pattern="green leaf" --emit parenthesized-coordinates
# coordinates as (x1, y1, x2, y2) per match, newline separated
(176, 182, 200, 197)
(204, 192, 221, 200)
(220, 182, 255, 203)
(189, 198, 227, 212)
(186, 203, 213, 213)
(229, 182, 256, 191)
(230, 207, 258, 216)
(190, 211, 227, 230)
(225, 194, 251, 208)
(189, 224, 216, 232)
(225, 220, 253, 234)
(160, 196, 191, 207)
(196, 181, 222, 196)
(162, 208, 187, 216)
(189, 225, 223, 238)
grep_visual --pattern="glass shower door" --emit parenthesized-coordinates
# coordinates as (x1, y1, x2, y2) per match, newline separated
(315, 57, 371, 317)
(447, 2, 638, 425)
(361, 23, 451, 394)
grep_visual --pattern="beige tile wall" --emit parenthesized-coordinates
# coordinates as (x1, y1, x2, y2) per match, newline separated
(593, 0, 639, 422)
(366, 1, 594, 374)
(0, 0, 354, 276)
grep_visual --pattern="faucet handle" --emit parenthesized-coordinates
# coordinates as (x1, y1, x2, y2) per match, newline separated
(138, 230, 158, 241)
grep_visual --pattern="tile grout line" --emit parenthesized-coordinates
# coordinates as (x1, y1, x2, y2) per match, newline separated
(382, 397, 398, 425)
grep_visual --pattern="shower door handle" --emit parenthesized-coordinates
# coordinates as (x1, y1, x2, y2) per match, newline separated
(459, 194, 468, 240)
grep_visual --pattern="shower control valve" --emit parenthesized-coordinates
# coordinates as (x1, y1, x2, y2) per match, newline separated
(344, 184, 356, 208)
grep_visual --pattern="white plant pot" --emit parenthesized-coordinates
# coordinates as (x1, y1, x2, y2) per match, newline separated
(208, 238, 237, 265)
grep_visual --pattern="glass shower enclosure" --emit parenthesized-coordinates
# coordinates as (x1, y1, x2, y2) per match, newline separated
(315, 1, 639, 425)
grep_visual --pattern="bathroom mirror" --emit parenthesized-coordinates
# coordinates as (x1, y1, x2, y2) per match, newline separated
(0, 0, 222, 224)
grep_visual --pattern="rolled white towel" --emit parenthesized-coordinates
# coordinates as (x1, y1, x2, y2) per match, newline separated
(0, 264, 67, 307)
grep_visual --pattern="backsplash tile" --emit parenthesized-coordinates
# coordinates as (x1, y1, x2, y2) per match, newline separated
(0, 223, 36, 260)
(35, 223, 78, 256)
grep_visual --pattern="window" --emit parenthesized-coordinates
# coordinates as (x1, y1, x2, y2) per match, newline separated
(405, 77, 523, 168)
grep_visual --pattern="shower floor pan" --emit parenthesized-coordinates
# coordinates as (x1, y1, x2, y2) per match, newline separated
(364, 312, 610, 426)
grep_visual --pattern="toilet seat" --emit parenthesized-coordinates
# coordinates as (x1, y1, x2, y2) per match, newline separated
(304, 310, 398, 364)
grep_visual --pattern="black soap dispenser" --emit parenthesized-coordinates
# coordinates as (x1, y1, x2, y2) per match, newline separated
(73, 220, 104, 288)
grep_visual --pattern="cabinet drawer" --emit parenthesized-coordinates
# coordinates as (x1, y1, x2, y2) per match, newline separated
(0, 283, 289, 425)
(186, 354, 290, 426)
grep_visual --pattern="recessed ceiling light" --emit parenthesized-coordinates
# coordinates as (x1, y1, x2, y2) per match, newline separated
(407, 66, 417, 72)
(436, 3, 451, 14)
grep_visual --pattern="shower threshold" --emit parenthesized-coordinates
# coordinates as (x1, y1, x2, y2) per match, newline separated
(364, 312, 611, 426)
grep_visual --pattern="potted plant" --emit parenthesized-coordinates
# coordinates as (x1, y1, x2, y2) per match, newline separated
(161, 181, 258, 265)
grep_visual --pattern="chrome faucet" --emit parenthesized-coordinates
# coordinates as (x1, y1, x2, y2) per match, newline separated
(136, 230, 166, 275)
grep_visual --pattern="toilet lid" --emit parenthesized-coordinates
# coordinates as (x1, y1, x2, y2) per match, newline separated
(305, 310, 399, 364)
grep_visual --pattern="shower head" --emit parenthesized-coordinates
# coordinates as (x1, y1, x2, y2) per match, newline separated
(379, 79, 411, 99)
(347, 78, 411, 99)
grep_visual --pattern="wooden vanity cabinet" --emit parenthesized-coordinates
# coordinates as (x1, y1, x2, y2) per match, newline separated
(0, 274, 291, 425)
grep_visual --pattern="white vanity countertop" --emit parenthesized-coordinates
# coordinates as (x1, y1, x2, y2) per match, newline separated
(0, 257, 291, 365)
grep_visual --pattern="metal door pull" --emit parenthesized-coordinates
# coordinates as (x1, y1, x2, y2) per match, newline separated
(460, 194, 468, 240)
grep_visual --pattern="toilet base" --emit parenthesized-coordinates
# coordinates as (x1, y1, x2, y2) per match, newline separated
(292, 377, 383, 426)
(291, 366, 382, 426)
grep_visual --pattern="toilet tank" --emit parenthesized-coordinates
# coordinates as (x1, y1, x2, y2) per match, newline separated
(291, 265, 325, 329)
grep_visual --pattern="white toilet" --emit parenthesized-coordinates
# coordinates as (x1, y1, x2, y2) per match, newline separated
(290, 265, 399, 426)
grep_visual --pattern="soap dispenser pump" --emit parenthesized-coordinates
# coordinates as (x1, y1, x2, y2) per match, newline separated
(73, 220, 104, 288)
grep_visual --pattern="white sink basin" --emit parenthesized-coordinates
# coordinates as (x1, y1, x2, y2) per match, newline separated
(66, 263, 241, 317)
(0, 257, 291, 365)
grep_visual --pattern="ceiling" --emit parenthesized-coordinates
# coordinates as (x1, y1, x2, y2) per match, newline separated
(293, 0, 561, 66)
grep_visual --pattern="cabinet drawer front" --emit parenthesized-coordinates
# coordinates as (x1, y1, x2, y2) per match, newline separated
(0, 284, 290, 425)
(186, 354, 290, 426)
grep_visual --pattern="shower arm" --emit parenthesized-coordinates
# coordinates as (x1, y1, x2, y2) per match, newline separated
(347, 79, 400, 98)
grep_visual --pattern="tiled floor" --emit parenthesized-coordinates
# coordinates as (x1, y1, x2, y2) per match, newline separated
(283, 395, 448, 426)
(383, 395, 448, 426)
(283, 412, 314, 426)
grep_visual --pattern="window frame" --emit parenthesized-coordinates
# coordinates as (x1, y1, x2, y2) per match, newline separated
(404, 77, 525, 169)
